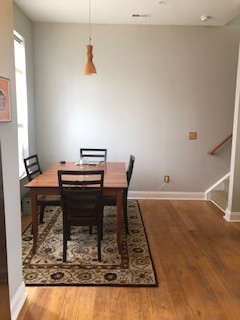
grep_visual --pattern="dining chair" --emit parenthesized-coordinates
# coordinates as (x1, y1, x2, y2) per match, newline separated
(58, 170, 104, 262)
(80, 148, 107, 163)
(24, 154, 61, 223)
(103, 155, 135, 234)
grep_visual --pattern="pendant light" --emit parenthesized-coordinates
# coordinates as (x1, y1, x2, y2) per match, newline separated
(84, 0, 97, 75)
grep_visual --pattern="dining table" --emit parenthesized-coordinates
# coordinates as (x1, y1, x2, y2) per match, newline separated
(25, 161, 128, 254)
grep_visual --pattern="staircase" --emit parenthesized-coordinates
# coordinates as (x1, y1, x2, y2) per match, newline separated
(210, 180, 229, 212)
(206, 134, 232, 213)
(208, 178, 229, 212)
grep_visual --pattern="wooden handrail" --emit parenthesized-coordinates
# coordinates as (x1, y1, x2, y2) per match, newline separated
(208, 134, 232, 155)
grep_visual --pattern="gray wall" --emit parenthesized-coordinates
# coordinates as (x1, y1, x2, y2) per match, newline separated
(0, 0, 24, 314)
(33, 23, 240, 192)
(14, 4, 36, 197)
(13, 5, 36, 156)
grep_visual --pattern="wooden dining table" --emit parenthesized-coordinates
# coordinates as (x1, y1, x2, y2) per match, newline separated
(25, 161, 128, 254)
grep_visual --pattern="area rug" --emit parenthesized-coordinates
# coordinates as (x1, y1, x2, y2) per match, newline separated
(22, 200, 157, 286)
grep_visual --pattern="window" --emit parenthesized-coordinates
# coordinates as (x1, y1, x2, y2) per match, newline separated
(14, 31, 29, 179)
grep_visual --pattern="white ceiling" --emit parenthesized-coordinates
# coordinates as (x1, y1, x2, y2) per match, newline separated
(14, 0, 240, 27)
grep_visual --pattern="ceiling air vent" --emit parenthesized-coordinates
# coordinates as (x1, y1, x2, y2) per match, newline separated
(132, 14, 151, 18)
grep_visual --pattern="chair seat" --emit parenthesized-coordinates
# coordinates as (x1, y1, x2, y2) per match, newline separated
(103, 155, 135, 235)
(58, 169, 104, 262)
(24, 154, 61, 223)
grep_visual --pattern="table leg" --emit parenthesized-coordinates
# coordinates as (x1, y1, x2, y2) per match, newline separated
(30, 189, 38, 253)
(116, 189, 123, 254)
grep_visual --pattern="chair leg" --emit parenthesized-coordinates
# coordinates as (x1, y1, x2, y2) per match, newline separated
(67, 226, 71, 240)
(97, 227, 101, 262)
(89, 226, 93, 234)
(100, 210, 103, 240)
(63, 225, 67, 262)
(63, 243, 67, 262)
(123, 195, 129, 234)
(39, 205, 45, 224)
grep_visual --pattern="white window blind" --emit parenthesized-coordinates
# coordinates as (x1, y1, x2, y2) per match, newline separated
(14, 31, 29, 179)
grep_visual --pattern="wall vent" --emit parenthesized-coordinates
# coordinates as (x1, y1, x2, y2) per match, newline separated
(132, 14, 151, 18)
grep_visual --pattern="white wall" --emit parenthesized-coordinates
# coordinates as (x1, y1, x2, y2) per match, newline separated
(33, 23, 240, 193)
(0, 0, 26, 318)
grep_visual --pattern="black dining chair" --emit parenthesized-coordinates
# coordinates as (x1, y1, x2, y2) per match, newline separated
(103, 155, 135, 234)
(24, 154, 61, 223)
(58, 170, 104, 262)
(80, 148, 107, 163)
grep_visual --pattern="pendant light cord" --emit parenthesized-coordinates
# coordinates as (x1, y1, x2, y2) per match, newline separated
(89, 0, 91, 45)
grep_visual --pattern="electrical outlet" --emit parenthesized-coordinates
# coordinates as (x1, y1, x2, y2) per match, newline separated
(164, 175, 170, 183)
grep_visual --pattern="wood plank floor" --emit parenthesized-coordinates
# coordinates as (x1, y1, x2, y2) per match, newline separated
(18, 200, 240, 320)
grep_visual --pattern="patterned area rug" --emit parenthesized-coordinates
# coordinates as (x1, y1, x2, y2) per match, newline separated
(22, 200, 157, 286)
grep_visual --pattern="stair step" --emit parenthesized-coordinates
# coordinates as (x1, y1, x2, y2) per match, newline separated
(210, 190, 228, 212)
(224, 179, 229, 192)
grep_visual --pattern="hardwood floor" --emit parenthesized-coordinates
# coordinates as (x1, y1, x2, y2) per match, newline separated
(18, 200, 240, 320)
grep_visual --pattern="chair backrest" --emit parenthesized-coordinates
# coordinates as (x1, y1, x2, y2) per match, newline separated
(58, 170, 104, 216)
(24, 154, 42, 181)
(80, 148, 107, 163)
(126, 155, 135, 185)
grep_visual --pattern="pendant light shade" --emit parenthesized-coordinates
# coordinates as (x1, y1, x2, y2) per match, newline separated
(84, 0, 97, 75)
(84, 44, 96, 75)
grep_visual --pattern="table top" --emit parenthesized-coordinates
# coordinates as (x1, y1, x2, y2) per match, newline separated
(25, 162, 128, 189)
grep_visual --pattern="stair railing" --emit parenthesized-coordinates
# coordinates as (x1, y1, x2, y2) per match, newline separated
(208, 134, 232, 155)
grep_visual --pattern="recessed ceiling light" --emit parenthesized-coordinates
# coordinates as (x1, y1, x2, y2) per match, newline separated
(200, 15, 208, 21)
(200, 15, 212, 22)
(158, 0, 166, 4)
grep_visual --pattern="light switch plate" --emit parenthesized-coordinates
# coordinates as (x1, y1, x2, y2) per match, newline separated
(189, 132, 197, 140)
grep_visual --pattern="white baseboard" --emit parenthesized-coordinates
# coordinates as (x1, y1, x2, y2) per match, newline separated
(11, 281, 27, 320)
(128, 191, 205, 200)
(224, 208, 240, 222)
